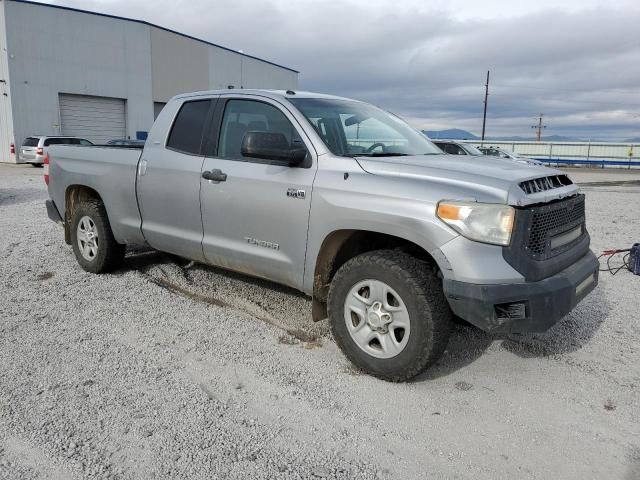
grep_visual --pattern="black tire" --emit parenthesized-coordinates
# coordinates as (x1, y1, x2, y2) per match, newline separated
(31, 163, 43, 168)
(328, 250, 452, 382)
(70, 199, 125, 273)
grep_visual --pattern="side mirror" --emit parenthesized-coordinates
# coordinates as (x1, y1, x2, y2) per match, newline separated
(241, 131, 307, 166)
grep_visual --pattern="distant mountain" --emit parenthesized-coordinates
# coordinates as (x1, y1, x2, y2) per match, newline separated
(624, 137, 640, 143)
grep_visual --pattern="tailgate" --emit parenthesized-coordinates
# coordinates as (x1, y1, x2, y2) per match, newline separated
(21, 147, 37, 161)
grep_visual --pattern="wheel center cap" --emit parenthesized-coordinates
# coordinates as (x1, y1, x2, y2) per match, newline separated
(366, 302, 392, 332)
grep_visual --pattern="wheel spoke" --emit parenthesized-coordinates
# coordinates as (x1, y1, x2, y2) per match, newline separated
(349, 289, 372, 308)
(351, 324, 376, 349)
(378, 332, 402, 356)
(389, 309, 410, 329)
(346, 305, 366, 328)
(368, 281, 386, 303)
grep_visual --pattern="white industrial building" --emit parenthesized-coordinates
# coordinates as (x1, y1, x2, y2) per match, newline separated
(0, 0, 298, 163)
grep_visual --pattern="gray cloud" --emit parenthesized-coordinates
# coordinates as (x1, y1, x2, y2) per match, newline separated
(45, 0, 640, 140)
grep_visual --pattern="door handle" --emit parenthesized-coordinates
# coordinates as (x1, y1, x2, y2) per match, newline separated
(202, 169, 227, 182)
(138, 158, 148, 176)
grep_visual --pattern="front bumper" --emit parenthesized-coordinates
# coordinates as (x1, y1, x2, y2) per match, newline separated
(443, 250, 599, 333)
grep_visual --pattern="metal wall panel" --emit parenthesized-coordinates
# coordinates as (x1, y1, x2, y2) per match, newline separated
(0, 1, 15, 163)
(59, 94, 126, 144)
(1, 0, 298, 162)
(150, 27, 209, 103)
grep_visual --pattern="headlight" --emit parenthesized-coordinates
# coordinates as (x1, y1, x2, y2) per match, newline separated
(436, 201, 514, 246)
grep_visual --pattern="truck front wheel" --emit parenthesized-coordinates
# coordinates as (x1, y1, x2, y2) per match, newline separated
(70, 199, 125, 273)
(327, 250, 452, 382)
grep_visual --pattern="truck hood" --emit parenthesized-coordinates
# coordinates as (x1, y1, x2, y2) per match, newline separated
(355, 154, 579, 206)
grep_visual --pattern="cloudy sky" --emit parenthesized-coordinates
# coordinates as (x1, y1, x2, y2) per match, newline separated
(44, 0, 640, 140)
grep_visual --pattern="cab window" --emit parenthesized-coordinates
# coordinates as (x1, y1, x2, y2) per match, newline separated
(166, 100, 213, 155)
(217, 99, 304, 160)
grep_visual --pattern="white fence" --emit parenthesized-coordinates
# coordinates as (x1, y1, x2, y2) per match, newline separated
(457, 140, 640, 168)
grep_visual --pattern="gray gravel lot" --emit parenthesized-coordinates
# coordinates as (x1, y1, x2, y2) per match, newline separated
(1, 164, 639, 479)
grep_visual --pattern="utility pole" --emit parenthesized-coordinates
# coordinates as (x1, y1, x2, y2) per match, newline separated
(481, 70, 490, 145)
(531, 113, 546, 141)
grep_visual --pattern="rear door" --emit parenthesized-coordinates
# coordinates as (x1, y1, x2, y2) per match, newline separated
(199, 96, 317, 289)
(137, 97, 217, 261)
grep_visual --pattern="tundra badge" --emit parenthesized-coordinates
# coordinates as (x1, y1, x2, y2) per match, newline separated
(287, 188, 306, 199)
(245, 237, 280, 250)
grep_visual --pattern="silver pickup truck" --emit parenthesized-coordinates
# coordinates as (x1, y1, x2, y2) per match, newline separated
(45, 89, 598, 381)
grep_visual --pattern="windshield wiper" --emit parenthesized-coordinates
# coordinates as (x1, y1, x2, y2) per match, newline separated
(358, 152, 410, 157)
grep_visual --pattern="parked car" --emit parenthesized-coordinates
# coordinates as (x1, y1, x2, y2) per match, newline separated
(432, 140, 485, 156)
(479, 146, 544, 166)
(106, 139, 146, 147)
(20, 136, 93, 167)
(44, 89, 598, 382)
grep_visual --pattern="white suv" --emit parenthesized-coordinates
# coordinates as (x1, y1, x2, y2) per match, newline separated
(20, 136, 92, 166)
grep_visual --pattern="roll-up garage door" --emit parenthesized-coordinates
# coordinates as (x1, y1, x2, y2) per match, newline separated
(59, 94, 126, 144)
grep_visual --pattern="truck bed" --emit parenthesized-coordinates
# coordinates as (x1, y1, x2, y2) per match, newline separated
(46, 145, 146, 245)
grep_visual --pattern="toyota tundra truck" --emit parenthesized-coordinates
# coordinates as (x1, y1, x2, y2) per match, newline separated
(44, 89, 598, 381)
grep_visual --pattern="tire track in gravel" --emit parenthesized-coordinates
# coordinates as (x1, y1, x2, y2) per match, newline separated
(2, 242, 21, 261)
(136, 254, 325, 347)
(0, 435, 75, 480)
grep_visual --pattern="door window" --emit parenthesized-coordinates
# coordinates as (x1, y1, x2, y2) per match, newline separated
(444, 144, 465, 155)
(44, 138, 66, 146)
(166, 100, 213, 155)
(217, 100, 304, 160)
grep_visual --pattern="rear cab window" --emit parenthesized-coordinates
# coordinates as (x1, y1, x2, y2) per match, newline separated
(166, 100, 214, 155)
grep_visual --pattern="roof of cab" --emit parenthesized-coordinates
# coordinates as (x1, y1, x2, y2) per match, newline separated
(173, 89, 361, 103)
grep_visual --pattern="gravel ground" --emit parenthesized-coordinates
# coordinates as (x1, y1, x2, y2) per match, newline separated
(1, 164, 639, 480)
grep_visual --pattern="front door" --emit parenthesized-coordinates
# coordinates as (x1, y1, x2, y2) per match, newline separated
(200, 97, 317, 289)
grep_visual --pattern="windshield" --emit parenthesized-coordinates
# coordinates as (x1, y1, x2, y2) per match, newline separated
(460, 143, 485, 156)
(289, 98, 442, 157)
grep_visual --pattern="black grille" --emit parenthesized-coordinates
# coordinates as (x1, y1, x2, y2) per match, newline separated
(502, 194, 590, 281)
(519, 175, 573, 195)
(525, 195, 586, 259)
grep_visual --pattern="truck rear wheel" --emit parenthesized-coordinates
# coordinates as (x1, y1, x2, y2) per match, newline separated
(70, 199, 125, 273)
(327, 250, 452, 382)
